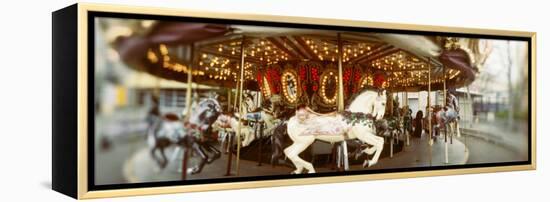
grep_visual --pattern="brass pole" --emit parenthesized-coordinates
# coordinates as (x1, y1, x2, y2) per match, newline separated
(236, 36, 246, 175)
(184, 45, 195, 121)
(337, 33, 345, 112)
(337, 33, 348, 170)
(227, 88, 232, 112)
(182, 44, 195, 180)
(465, 86, 472, 152)
(443, 67, 448, 164)
(405, 91, 410, 146)
(233, 83, 239, 112)
(428, 58, 432, 166)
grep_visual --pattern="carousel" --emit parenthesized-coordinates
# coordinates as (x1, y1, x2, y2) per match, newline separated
(113, 21, 490, 179)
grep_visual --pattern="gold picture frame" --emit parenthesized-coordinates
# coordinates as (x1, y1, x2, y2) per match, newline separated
(52, 3, 536, 199)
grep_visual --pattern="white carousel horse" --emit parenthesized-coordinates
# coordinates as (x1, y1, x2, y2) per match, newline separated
(212, 93, 258, 148)
(214, 114, 256, 147)
(284, 89, 387, 174)
(214, 93, 282, 148)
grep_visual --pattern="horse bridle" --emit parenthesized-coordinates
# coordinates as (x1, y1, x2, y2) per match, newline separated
(185, 99, 222, 133)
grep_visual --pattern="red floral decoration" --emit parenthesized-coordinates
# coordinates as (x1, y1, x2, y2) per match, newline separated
(265, 67, 282, 94)
(299, 65, 308, 92)
(311, 66, 320, 92)
(270, 68, 281, 94)
(343, 67, 353, 97)
(373, 73, 386, 89)
(352, 68, 362, 93)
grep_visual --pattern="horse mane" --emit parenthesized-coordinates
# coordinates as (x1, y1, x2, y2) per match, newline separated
(345, 86, 380, 108)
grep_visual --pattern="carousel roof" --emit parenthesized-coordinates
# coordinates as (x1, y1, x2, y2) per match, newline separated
(112, 21, 487, 93)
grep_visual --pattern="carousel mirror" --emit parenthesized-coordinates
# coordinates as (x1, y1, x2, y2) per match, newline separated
(319, 68, 338, 105)
(281, 67, 300, 105)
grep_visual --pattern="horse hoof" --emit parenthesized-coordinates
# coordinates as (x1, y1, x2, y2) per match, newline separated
(187, 167, 200, 175)
(368, 161, 378, 167)
(362, 160, 369, 168)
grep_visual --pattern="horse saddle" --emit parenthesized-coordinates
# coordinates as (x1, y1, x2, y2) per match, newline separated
(304, 107, 338, 117)
(246, 112, 262, 121)
(163, 113, 180, 122)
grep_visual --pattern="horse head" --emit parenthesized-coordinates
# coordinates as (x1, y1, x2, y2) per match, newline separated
(348, 89, 386, 120)
(373, 90, 387, 120)
(187, 98, 222, 133)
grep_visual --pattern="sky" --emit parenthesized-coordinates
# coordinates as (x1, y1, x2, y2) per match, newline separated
(469, 39, 528, 95)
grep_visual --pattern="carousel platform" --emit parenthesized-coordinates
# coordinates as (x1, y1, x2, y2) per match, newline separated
(122, 133, 468, 183)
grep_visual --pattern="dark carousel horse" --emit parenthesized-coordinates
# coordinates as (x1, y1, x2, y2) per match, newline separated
(402, 107, 413, 136)
(146, 113, 179, 169)
(267, 101, 296, 167)
(147, 98, 223, 174)
(270, 120, 288, 166)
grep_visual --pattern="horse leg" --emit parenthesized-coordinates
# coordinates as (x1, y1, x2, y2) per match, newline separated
(221, 131, 229, 154)
(271, 135, 283, 167)
(283, 144, 303, 174)
(284, 138, 315, 174)
(456, 121, 461, 138)
(362, 146, 376, 155)
(272, 123, 287, 167)
(352, 126, 384, 167)
(150, 147, 161, 168)
(242, 130, 254, 147)
(257, 125, 264, 166)
(190, 142, 208, 174)
(159, 147, 168, 169)
(296, 150, 316, 173)
(205, 142, 221, 163)
(329, 144, 338, 170)
(449, 123, 453, 144)
(270, 136, 277, 166)
(170, 146, 182, 164)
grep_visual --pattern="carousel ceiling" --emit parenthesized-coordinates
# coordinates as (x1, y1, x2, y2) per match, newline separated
(112, 21, 480, 93)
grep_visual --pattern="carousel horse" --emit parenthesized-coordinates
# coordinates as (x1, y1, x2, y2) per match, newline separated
(267, 99, 296, 167)
(403, 107, 413, 132)
(243, 93, 282, 144)
(432, 92, 461, 142)
(214, 113, 256, 147)
(146, 97, 223, 174)
(146, 95, 182, 170)
(214, 92, 261, 148)
(146, 113, 183, 169)
(284, 89, 387, 174)
(270, 120, 288, 166)
(269, 106, 298, 166)
(216, 93, 284, 148)
(183, 97, 224, 174)
(379, 98, 404, 142)
(401, 107, 413, 145)
(363, 103, 402, 161)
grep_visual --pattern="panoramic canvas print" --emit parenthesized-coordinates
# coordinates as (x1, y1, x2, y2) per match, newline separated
(93, 16, 531, 187)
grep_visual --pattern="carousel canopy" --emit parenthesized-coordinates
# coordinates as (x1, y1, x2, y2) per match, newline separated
(110, 20, 490, 101)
